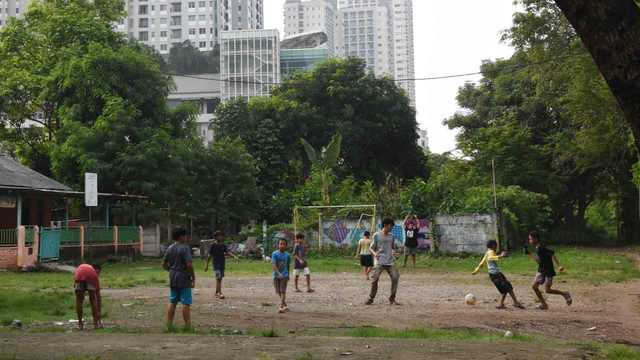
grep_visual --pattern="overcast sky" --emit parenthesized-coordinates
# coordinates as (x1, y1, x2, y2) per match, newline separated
(264, 1, 521, 154)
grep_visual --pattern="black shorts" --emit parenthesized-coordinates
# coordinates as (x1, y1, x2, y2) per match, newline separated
(360, 254, 373, 267)
(489, 273, 513, 295)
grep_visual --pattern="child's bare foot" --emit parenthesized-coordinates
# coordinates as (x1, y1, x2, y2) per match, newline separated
(365, 276, 370, 280)
(389, 301, 401, 306)
(278, 308, 285, 313)
(74, 324, 84, 330)
(306, 288, 314, 293)
(513, 304, 525, 309)
(401, 264, 406, 268)
(565, 293, 572, 306)
(294, 288, 302, 292)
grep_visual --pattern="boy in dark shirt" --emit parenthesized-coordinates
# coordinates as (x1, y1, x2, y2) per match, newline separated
(204, 231, 239, 299)
(293, 233, 314, 293)
(402, 214, 420, 268)
(526, 231, 572, 309)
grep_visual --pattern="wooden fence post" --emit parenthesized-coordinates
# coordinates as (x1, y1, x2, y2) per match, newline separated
(80, 226, 85, 262)
(114, 225, 118, 255)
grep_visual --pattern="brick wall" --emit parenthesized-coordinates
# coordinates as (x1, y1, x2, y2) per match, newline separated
(0, 247, 17, 268)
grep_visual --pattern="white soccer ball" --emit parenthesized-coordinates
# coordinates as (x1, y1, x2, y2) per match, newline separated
(465, 294, 477, 306)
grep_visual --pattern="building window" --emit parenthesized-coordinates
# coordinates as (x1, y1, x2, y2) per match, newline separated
(160, 4, 167, 11)
(161, 44, 167, 51)
(189, 15, 195, 21)
(138, 31, 149, 41)
(199, 28, 206, 34)
(189, 2, 195, 8)
(160, 31, 167, 38)
(199, 41, 206, 48)
(199, 14, 205, 21)
(199, 1, 205, 7)
(189, 28, 196, 35)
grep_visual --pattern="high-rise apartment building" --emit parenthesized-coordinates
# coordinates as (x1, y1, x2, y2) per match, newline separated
(334, 0, 414, 106)
(220, 29, 280, 102)
(283, 0, 337, 57)
(389, 0, 415, 108)
(335, 0, 393, 76)
(0, 0, 27, 29)
(120, 0, 263, 55)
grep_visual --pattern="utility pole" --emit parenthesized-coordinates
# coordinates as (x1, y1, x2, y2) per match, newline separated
(492, 157, 498, 208)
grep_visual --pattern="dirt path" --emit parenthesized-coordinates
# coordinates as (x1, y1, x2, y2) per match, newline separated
(2, 251, 640, 359)
(95, 269, 640, 345)
(0, 333, 598, 360)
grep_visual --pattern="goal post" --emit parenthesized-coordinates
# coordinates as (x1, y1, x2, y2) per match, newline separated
(294, 205, 377, 251)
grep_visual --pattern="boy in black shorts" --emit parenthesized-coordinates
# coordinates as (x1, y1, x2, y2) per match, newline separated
(473, 240, 524, 309)
(526, 231, 572, 309)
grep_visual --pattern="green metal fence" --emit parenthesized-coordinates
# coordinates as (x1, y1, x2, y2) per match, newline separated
(60, 228, 81, 245)
(118, 226, 140, 244)
(85, 226, 114, 244)
(0, 229, 17, 246)
(24, 226, 35, 245)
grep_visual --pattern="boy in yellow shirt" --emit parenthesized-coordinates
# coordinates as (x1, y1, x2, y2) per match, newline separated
(473, 240, 524, 309)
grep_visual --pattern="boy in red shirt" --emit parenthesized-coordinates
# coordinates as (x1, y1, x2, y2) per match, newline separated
(73, 263, 102, 330)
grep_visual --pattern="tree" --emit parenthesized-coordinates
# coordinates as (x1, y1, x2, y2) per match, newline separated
(215, 57, 428, 189)
(552, 0, 640, 150)
(167, 40, 218, 74)
(0, 0, 130, 175)
(301, 134, 342, 207)
(188, 138, 260, 235)
(0, 0, 201, 222)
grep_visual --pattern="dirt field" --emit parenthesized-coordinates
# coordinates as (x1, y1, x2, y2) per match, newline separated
(1, 252, 640, 359)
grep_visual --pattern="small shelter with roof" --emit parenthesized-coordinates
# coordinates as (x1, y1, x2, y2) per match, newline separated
(0, 155, 147, 267)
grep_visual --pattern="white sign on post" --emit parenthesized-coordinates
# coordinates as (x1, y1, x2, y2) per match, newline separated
(85, 173, 98, 207)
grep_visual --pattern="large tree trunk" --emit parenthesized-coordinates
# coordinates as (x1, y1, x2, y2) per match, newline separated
(554, 0, 640, 148)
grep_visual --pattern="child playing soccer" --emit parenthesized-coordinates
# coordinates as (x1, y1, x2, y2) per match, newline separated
(293, 233, 314, 293)
(472, 240, 524, 309)
(354, 231, 373, 280)
(526, 231, 572, 309)
(204, 231, 239, 299)
(272, 238, 291, 313)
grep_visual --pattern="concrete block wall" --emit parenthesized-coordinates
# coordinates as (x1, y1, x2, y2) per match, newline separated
(0, 247, 17, 268)
(434, 213, 498, 253)
(142, 224, 161, 257)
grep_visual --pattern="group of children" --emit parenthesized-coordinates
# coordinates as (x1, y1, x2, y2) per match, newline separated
(151, 223, 577, 329)
(473, 231, 572, 310)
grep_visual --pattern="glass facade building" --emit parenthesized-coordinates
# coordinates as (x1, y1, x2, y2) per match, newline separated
(281, 48, 329, 76)
(220, 29, 281, 102)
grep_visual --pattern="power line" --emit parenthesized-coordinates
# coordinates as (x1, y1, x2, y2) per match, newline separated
(36, 43, 584, 87)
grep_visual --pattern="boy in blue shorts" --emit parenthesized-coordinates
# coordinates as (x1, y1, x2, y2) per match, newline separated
(272, 238, 291, 313)
(473, 240, 524, 309)
(204, 230, 239, 299)
(162, 226, 195, 329)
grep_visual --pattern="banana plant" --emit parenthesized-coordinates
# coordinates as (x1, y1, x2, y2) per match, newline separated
(300, 134, 342, 207)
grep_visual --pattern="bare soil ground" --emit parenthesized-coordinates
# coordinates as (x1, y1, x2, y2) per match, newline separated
(1, 251, 640, 359)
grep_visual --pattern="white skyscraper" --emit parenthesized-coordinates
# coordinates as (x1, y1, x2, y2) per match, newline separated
(0, 0, 27, 29)
(335, 0, 394, 76)
(389, 0, 415, 108)
(334, 0, 415, 106)
(283, 0, 337, 57)
(120, 0, 263, 55)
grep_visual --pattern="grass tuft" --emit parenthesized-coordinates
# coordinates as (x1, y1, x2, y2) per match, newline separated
(261, 327, 279, 338)
(296, 352, 324, 360)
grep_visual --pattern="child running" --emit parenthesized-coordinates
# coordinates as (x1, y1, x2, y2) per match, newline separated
(473, 240, 524, 309)
(272, 238, 291, 313)
(204, 231, 239, 299)
(354, 231, 373, 280)
(293, 233, 314, 293)
(526, 231, 572, 309)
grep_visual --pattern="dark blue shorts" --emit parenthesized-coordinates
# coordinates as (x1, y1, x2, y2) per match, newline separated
(170, 287, 193, 305)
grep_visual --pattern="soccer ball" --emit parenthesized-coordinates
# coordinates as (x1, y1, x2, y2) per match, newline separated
(465, 294, 477, 306)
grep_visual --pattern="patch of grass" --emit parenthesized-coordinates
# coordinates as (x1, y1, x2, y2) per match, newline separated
(0, 289, 75, 324)
(533, 294, 548, 303)
(261, 302, 273, 307)
(261, 327, 279, 338)
(597, 344, 640, 360)
(1, 317, 13, 326)
(344, 326, 534, 342)
(297, 352, 324, 360)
